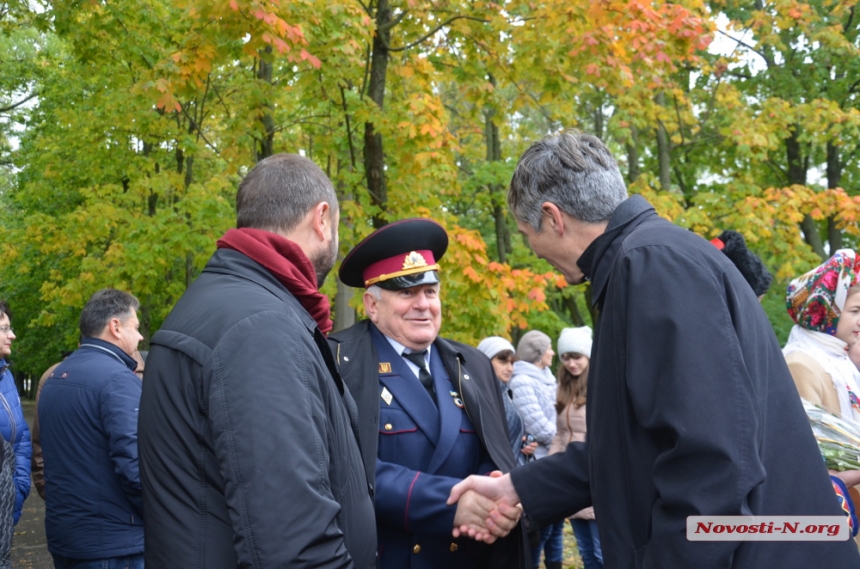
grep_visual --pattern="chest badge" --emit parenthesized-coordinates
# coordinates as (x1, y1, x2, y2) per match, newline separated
(379, 362, 392, 373)
(450, 390, 464, 409)
(381, 387, 393, 406)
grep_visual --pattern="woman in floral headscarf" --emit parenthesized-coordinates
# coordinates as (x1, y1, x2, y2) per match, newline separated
(784, 249, 860, 422)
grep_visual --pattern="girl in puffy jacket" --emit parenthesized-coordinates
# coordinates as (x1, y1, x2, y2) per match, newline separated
(550, 326, 602, 569)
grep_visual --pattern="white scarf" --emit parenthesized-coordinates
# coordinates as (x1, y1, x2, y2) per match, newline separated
(783, 325, 860, 423)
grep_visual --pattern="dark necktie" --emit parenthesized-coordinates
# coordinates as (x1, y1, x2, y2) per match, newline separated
(402, 351, 436, 405)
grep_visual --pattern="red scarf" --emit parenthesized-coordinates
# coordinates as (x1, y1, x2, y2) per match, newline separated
(217, 228, 333, 335)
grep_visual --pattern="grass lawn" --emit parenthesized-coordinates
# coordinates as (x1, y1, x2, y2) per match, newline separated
(534, 520, 587, 569)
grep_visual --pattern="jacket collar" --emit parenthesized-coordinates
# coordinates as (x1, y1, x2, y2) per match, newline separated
(578, 195, 657, 308)
(79, 337, 138, 371)
(512, 360, 555, 385)
(206, 249, 344, 394)
(206, 248, 319, 334)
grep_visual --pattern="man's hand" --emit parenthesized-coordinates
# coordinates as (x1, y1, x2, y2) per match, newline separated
(448, 472, 522, 542)
(453, 490, 502, 543)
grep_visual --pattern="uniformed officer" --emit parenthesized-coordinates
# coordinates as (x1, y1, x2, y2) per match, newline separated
(328, 218, 528, 569)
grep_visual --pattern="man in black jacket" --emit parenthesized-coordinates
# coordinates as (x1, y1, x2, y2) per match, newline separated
(138, 154, 376, 569)
(449, 131, 860, 568)
(328, 219, 526, 569)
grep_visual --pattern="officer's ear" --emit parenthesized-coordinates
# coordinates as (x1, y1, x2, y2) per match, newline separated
(363, 291, 379, 322)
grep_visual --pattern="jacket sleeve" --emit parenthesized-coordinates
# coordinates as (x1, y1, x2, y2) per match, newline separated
(503, 394, 524, 459)
(31, 367, 52, 501)
(101, 371, 143, 518)
(208, 311, 355, 568)
(4, 370, 31, 525)
(511, 441, 591, 523)
(374, 458, 463, 534)
(619, 246, 765, 568)
(509, 378, 555, 446)
(785, 353, 840, 415)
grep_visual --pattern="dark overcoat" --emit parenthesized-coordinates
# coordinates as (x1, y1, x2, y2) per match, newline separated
(511, 196, 860, 568)
(139, 249, 377, 569)
(329, 321, 527, 569)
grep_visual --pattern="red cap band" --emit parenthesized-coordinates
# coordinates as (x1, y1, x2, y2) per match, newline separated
(363, 250, 438, 286)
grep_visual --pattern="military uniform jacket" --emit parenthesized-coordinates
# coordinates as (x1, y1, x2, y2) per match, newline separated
(510, 196, 860, 568)
(329, 321, 527, 569)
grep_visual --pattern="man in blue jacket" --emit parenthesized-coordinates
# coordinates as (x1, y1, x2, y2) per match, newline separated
(39, 288, 144, 569)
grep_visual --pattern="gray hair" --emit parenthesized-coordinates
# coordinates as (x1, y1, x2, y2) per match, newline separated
(236, 153, 338, 234)
(508, 130, 628, 231)
(80, 288, 140, 338)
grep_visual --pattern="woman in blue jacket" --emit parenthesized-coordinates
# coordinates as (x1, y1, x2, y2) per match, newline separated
(0, 301, 32, 525)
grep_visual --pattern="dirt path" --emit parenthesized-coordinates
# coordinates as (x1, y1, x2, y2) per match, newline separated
(13, 400, 51, 569)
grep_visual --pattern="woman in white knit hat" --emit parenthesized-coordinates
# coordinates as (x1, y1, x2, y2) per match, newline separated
(510, 330, 564, 569)
(550, 326, 602, 569)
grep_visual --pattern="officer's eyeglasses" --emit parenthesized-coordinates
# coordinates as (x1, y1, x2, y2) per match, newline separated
(0, 326, 12, 335)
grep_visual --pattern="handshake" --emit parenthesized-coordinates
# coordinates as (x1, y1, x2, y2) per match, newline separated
(448, 471, 524, 544)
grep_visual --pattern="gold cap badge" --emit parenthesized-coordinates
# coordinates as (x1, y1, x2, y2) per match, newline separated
(402, 251, 428, 270)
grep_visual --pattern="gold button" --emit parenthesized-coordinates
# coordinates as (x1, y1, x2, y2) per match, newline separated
(384, 423, 393, 431)
(413, 545, 421, 554)
(450, 543, 458, 552)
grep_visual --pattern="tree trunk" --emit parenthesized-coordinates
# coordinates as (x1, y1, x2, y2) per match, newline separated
(363, 0, 391, 229)
(334, 279, 356, 332)
(655, 92, 673, 193)
(563, 294, 585, 327)
(593, 102, 604, 140)
(786, 130, 825, 259)
(584, 284, 598, 328)
(492, 205, 510, 264)
(255, 46, 275, 162)
(626, 125, 640, 183)
(332, 166, 357, 329)
(826, 140, 843, 253)
(484, 86, 509, 263)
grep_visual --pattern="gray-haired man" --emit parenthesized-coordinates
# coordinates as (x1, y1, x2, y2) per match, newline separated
(449, 131, 860, 568)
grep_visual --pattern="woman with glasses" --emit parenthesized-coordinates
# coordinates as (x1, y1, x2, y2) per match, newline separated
(550, 327, 602, 569)
(0, 300, 32, 568)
